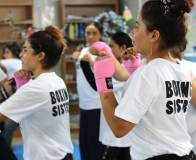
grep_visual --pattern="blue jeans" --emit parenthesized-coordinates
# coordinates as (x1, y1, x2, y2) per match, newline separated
(0, 133, 17, 160)
(2, 119, 18, 146)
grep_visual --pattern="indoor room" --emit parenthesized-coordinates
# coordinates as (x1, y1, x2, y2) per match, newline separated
(0, 0, 196, 160)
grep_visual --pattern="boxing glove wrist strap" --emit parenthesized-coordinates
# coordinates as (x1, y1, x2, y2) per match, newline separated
(95, 77, 113, 93)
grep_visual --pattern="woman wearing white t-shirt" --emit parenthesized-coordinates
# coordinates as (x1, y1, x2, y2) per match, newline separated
(72, 22, 103, 160)
(0, 41, 22, 79)
(181, 60, 196, 154)
(0, 42, 22, 147)
(0, 68, 17, 160)
(98, 32, 141, 160)
(0, 67, 16, 105)
(93, 0, 195, 159)
(0, 68, 7, 82)
(0, 26, 73, 160)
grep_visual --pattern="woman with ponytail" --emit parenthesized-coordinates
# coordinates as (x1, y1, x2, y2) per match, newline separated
(0, 26, 73, 160)
(93, 0, 196, 159)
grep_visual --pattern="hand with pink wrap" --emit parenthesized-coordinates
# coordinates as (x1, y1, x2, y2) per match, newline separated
(122, 53, 141, 74)
(13, 70, 31, 89)
(90, 41, 113, 56)
(91, 42, 115, 93)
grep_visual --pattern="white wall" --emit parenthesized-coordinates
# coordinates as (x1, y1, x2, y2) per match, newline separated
(124, 0, 196, 54)
(123, 0, 139, 19)
(186, 6, 196, 53)
(34, 0, 60, 29)
(33, 0, 62, 76)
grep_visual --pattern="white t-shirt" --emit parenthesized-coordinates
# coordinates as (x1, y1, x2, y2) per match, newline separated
(0, 59, 22, 78)
(115, 59, 193, 160)
(99, 78, 132, 147)
(76, 47, 101, 110)
(182, 59, 196, 153)
(0, 72, 73, 160)
(0, 68, 7, 81)
(180, 59, 196, 80)
(187, 106, 196, 153)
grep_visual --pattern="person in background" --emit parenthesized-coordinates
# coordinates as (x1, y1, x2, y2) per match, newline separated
(0, 42, 22, 78)
(0, 128, 17, 160)
(108, 32, 133, 63)
(109, 31, 141, 75)
(0, 25, 73, 160)
(0, 68, 17, 160)
(93, 0, 195, 159)
(81, 38, 140, 159)
(0, 42, 22, 147)
(0, 67, 7, 82)
(98, 32, 141, 160)
(0, 62, 18, 147)
(185, 61, 196, 154)
(170, 0, 196, 155)
(72, 22, 103, 160)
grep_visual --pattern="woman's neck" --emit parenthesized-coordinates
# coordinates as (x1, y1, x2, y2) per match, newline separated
(33, 67, 51, 78)
(146, 50, 178, 64)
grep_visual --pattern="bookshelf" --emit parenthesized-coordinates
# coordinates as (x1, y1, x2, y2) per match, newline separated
(60, 0, 119, 114)
(0, 0, 34, 58)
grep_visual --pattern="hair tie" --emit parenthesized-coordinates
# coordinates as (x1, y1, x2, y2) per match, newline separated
(161, 0, 172, 15)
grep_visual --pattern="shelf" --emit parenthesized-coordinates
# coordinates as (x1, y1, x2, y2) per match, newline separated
(0, 19, 32, 25)
(13, 20, 32, 25)
(60, 0, 119, 27)
(65, 80, 76, 84)
(63, 0, 118, 6)
(69, 101, 79, 105)
(65, 59, 75, 63)
(0, 0, 33, 58)
(65, 37, 85, 43)
(64, 19, 91, 24)
(0, 39, 14, 43)
(0, 0, 32, 6)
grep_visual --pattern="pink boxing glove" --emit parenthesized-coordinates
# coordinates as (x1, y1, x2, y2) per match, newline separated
(94, 57, 115, 93)
(122, 53, 141, 74)
(13, 72, 31, 89)
(90, 41, 113, 56)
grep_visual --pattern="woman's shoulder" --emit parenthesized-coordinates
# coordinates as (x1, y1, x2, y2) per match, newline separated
(137, 59, 164, 81)
(145, 58, 179, 72)
(23, 72, 63, 90)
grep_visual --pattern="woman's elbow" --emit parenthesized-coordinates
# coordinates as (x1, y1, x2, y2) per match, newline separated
(112, 120, 135, 138)
(114, 130, 127, 138)
(112, 124, 133, 138)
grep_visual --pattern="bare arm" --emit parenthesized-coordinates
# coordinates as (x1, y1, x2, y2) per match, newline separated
(100, 92, 135, 137)
(72, 51, 80, 61)
(114, 47, 140, 81)
(113, 58, 129, 81)
(0, 80, 15, 123)
(192, 80, 196, 107)
(0, 113, 7, 122)
(2, 80, 14, 96)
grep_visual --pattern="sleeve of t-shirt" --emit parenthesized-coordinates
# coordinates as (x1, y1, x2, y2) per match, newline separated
(115, 67, 158, 124)
(191, 63, 196, 80)
(78, 47, 89, 59)
(80, 60, 97, 91)
(113, 78, 125, 102)
(0, 82, 47, 123)
(182, 60, 196, 80)
(0, 68, 7, 81)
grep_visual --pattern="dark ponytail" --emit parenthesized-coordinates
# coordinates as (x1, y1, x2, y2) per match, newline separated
(141, 0, 192, 58)
(28, 26, 65, 69)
